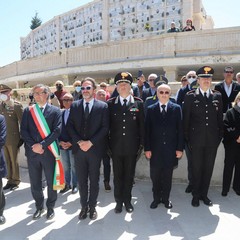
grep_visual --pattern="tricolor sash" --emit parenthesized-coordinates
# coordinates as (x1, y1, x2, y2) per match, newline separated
(29, 103, 65, 190)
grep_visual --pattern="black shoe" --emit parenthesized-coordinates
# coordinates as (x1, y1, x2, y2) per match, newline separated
(60, 185, 70, 193)
(89, 208, 97, 220)
(191, 197, 200, 207)
(0, 215, 6, 225)
(104, 181, 111, 192)
(3, 183, 12, 190)
(150, 201, 160, 209)
(200, 197, 213, 206)
(33, 209, 45, 220)
(164, 200, 173, 209)
(79, 207, 88, 220)
(233, 188, 240, 196)
(185, 185, 193, 193)
(125, 202, 134, 213)
(114, 203, 123, 214)
(221, 191, 228, 197)
(72, 186, 78, 194)
(10, 184, 19, 191)
(46, 208, 55, 220)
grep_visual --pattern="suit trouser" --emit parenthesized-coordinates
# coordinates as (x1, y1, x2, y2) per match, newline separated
(4, 144, 20, 185)
(191, 145, 218, 198)
(222, 143, 240, 193)
(150, 166, 173, 202)
(27, 151, 57, 210)
(102, 152, 111, 183)
(74, 150, 101, 209)
(184, 142, 193, 186)
(0, 178, 5, 215)
(112, 154, 136, 204)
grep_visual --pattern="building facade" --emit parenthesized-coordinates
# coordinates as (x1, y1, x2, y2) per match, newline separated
(20, 0, 213, 60)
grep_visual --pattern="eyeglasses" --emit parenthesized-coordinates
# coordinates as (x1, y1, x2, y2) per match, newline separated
(148, 79, 155, 82)
(81, 86, 92, 91)
(75, 85, 81, 87)
(225, 71, 233, 74)
(158, 91, 170, 95)
(62, 99, 73, 102)
(181, 79, 187, 82)
(187, 76, 196, 79)
(33, 92, 46, 96)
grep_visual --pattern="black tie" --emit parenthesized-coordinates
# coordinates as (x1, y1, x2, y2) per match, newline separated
(40, 107, 44, 112)
(84, 102, 89, 119)
(123, 99, 127, 109)
(204, 92, 208, 102)
(162, 104, 166, 117)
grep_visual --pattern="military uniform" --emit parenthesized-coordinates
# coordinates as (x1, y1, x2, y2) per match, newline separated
(108, 72, 144, 213)
(183, 66, 224, 206)
(0, 84, 23, 189)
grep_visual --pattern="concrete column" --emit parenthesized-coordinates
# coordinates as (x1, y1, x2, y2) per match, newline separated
(62, 74, 70, 86)
(163, 66, 178, 82)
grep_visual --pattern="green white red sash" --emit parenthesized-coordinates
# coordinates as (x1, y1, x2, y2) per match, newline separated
(29, 103, 65, 190)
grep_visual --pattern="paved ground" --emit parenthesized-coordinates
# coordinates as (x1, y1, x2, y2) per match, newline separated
(1, 167, 240, 240)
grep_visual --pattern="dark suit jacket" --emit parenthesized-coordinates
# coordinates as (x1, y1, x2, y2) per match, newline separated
(176, 85, 191, 107)
(108, 96, 144, 156)
(183, 88, 223, 147)
(142, 88, 155, 102)
(223, 107, 240, 145)
(0, 115, 7, 178)
(20, 103, 62, 157)
(214, 81, 240, 113)
(59, 109, 72, 150)
(144, 101, 184, 168)
(67, 99, 109, 155)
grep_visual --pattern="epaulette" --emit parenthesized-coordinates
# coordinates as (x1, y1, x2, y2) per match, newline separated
(186, 90, 195, 95)
(107, 97, 117, 102)
(133, 96, 143, 102)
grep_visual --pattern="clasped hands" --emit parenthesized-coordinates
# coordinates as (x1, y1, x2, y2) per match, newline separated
(78, 140, 93, 152)
(32, 143, 44, 154)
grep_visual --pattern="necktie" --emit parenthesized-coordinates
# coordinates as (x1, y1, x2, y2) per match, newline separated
(123, 99, 127, 109)
(84, 102, 89, 119)
(162, 104, 166, 116)
(64, 110, 69, 124)
(40, 107, 44, 113)
(204, 92, 208, 101)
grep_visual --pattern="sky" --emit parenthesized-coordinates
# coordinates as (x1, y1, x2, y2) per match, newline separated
(0, 0, 239, 67)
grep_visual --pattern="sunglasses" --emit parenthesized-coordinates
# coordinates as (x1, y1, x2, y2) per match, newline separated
(62, 99, 73, 102)
(75, 85, 81, 87)
(181, 79, 187, 82)
(187, 76, 196, 79)
(225, 71, 233, 74)
(81, 86, 92, 91)
(159, 91, 170, 95)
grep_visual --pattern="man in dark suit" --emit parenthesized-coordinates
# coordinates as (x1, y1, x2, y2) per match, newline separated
(67, 77, 109, 221)
(21, 84, 62, 220)
(141, 73, 158, 102)
(183, 66, 223, 207)
(108, 72, 144, 214)
(214, 66, 240, 113)
(145, 84, 184, 209)
(176, 70, 197, 194)
(0, 114, 7, 224)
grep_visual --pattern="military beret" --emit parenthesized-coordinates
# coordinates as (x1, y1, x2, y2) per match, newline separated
(154, 75, 168, 86)
(114, 72, 133, 85)
(196, 66, 214, 78)
(0, 84, 12, 93)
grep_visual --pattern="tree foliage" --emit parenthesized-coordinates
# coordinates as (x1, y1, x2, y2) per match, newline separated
(30, 12, 42, 30)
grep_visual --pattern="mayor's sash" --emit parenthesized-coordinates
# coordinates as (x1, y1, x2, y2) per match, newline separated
(29, 103, 65, 190)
